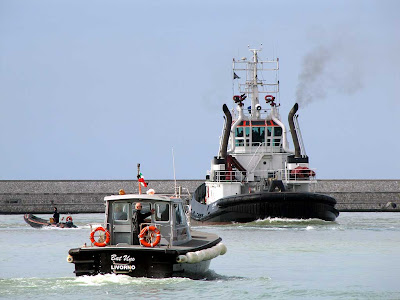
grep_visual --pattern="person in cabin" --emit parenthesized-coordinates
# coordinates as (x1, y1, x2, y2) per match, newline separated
(132, 202, 155, 245)
(53, 207, 60, 224)
(113, 203, 128, 220)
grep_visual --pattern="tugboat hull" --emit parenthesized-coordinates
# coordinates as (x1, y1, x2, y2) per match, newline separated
(191, 190, 339, 223)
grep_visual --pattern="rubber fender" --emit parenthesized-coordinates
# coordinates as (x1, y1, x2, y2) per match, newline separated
(217, 242, 228, 255)
(195, 250, 206, 262)
(186, 252, 199, 264)
(176, 255, 188, 263)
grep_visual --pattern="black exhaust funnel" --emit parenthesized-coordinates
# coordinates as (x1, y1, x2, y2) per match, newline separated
(288, 103, 301, 158)
(219, 104, 232, 159)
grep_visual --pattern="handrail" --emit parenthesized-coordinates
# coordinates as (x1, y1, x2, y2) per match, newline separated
(233, 140, 283, 154)
(214, 170, 246, 182)
(231, 108, 272, 119)
(212, 168, 317, 183)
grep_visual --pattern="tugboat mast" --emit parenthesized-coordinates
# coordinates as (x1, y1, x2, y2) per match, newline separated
(233, 45, 280, 120)
(249, 47, 260, 118)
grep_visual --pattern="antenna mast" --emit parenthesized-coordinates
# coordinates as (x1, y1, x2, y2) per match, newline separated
(137, 163, 141, 195)
(172, 148, 177, 197)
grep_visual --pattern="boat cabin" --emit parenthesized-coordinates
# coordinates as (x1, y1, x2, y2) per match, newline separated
(104, 194, 191, 247)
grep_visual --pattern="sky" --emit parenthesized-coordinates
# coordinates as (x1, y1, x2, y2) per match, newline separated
(0, 0, 399, 180)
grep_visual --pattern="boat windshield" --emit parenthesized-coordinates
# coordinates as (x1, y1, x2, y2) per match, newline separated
(133, 202, 151, 215)
(155, 203, 169, 222)
(113, 202, 129, 221)
(174, 203, 186, 225)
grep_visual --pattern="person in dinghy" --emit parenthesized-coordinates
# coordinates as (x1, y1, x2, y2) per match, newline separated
(52, 207, 76, 228)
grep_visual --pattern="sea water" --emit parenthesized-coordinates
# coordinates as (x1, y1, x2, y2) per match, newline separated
(0, 212, 399, 300)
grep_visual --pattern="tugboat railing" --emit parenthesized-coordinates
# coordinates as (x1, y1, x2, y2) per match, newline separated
(213, 168, 317, 183)
(214, 170, 245, 182)
(232, 141, 284, 154)
(279, 168, 317, 183)
(231, 109, 272, 119)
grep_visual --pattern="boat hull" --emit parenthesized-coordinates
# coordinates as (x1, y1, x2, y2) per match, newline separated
(191, 190, 339, 223)
(24, 213, 77, 228)
(68, 238, 221, 278)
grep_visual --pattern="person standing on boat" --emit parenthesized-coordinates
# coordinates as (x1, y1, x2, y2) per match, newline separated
(53, 207, 60, 224)
(132, 202, 154, 245)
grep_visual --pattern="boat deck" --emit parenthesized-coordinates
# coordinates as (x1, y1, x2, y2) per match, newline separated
(76, 230, 221, 254)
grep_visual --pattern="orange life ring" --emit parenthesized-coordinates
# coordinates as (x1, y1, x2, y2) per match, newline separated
(66, 216, 73, 222)
(90, 226, 110, 247)
(139, 225, 161, 247)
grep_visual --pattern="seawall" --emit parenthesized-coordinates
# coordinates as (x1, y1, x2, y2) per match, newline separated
(1, 179, 399, 214)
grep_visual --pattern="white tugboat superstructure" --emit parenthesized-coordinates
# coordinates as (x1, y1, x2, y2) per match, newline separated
(191, 46, 339, 223)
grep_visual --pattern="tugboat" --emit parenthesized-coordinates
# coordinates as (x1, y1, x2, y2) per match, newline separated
(190, 46, 339, 223)
(67, 166, 227, 278)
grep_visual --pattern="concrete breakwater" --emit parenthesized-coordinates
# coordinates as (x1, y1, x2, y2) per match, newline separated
(1, 180, 399, 214)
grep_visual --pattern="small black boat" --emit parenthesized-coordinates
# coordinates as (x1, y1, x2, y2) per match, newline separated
(24, 213, 77, 228)
(67, 189, 227, 278)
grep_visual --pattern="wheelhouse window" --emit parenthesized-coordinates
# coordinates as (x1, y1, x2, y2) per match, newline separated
(273, 126, 282, 146)
(265, 120, 282, 148)
(174, 203, 186, 225)
(235, 127, 244, 146)
(235, 120, 282, 148)
(251, 121, 266, 146)
(155, 203, 169, 222)
(235, 121, 251, 146)
(274, 127, 282, 136)
(236, 126, 244, 137)
(113, 202, 129, 221)
(133, 202, 151, 214)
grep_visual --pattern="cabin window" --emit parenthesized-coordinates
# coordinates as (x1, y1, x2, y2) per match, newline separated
(273, 127, 282, 146)
(113, 202, 129, 221)
(245, 127, 250, 137)
(245, 127, 250, 146)
(155, 203, 169, 222)
(174, 204, 186, 225)
(252, 126, 265, 145)
(265, 127, 271, 146)
(235, 125, 250, 146)
(274, 127, 282, 136)
(133, 202, 151, 214)
(235, 127, 244, 146)
(236, 127, 244, 137)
